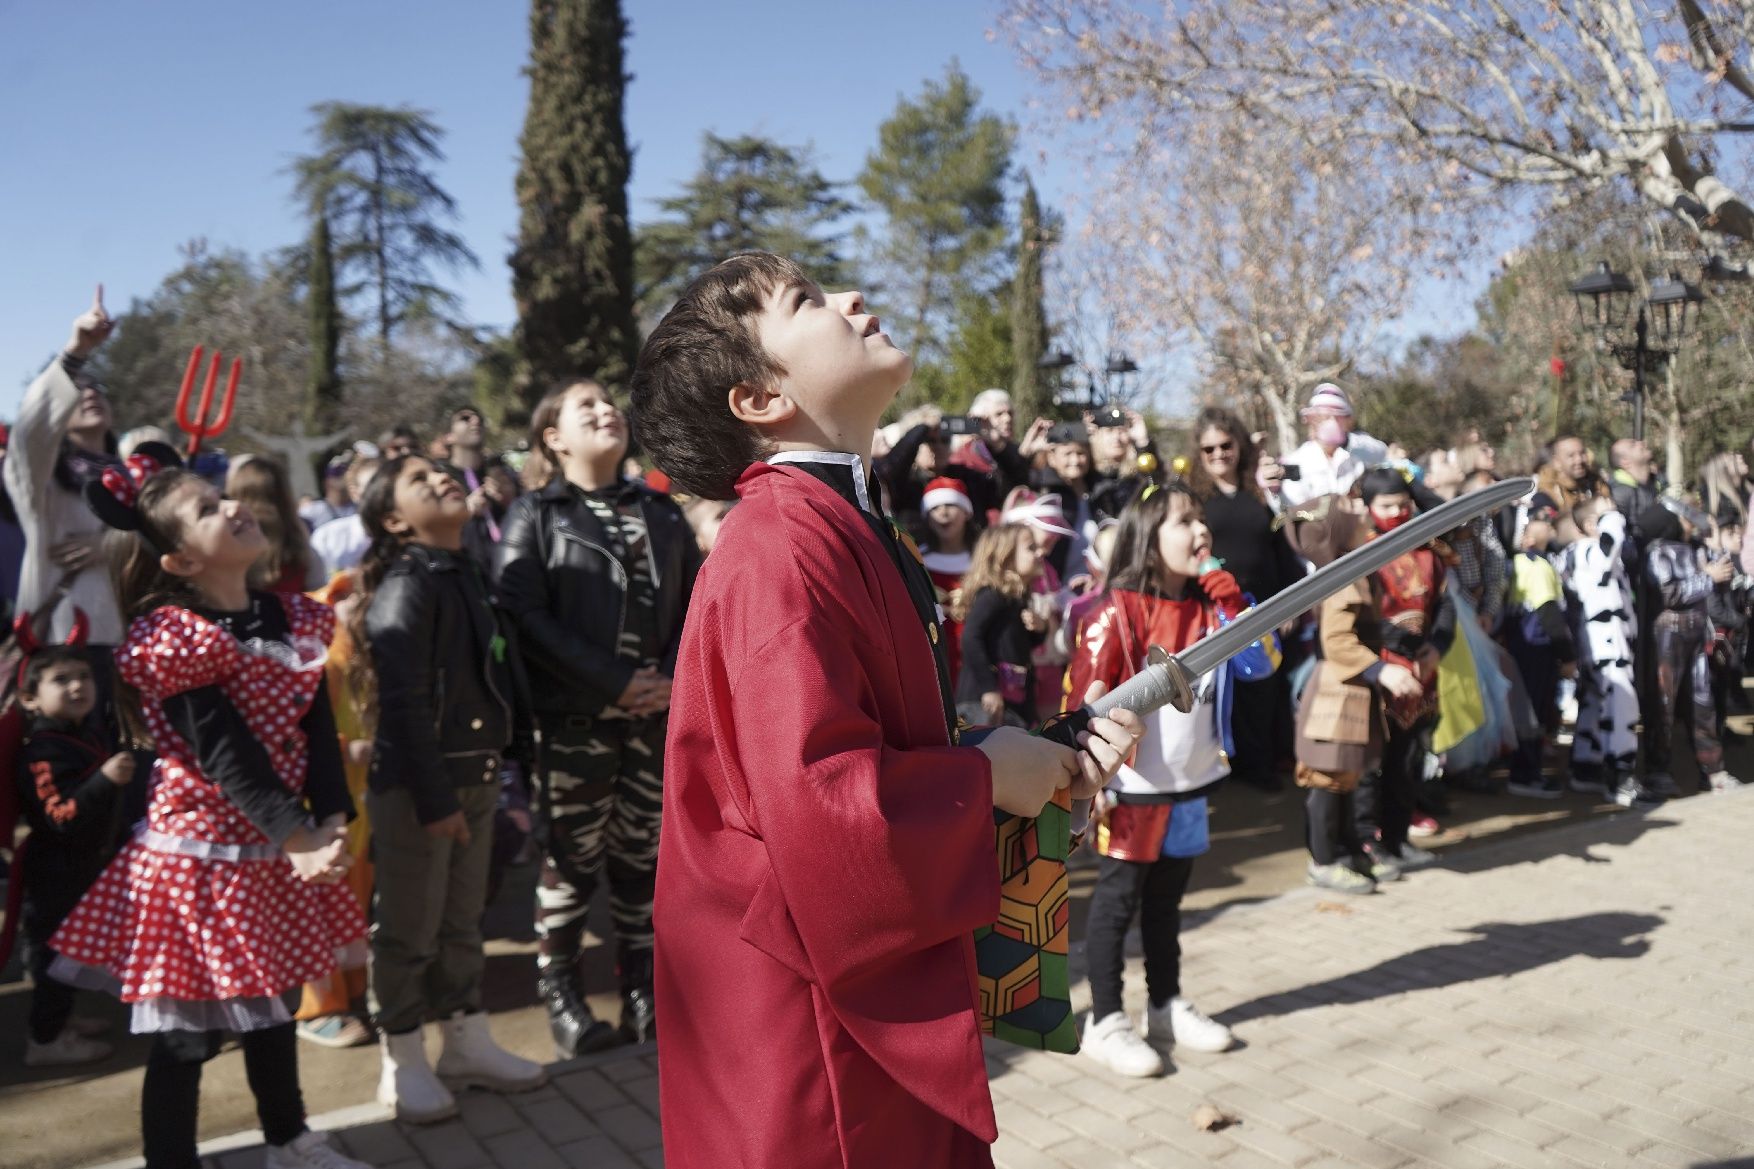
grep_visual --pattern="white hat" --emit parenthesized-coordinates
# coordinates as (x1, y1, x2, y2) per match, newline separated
(921, 477, 974, 516)
(1300, 382, 1354, 418)
(1002, 491, 1077, 538)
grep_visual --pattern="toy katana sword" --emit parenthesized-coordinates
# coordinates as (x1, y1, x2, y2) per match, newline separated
(1050, 475, 1533, 740)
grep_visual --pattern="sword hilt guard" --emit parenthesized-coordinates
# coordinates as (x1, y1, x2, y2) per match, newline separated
(1083, 646, 1197, 721)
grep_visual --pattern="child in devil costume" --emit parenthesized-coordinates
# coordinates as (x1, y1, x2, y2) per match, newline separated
(10, 612, 135, 1067)
(49, 444, 372, 1169)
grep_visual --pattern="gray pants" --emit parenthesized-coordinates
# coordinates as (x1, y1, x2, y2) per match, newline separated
(368, 783, 497, 1035)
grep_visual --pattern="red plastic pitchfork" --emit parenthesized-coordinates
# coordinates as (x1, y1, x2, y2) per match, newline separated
(176, 345, 242, 458)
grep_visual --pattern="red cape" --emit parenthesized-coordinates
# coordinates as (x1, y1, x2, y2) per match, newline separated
(655, 462, 1000, 1168)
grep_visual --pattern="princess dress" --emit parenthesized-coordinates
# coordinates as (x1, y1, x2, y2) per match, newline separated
(51, 593, 367, 1033)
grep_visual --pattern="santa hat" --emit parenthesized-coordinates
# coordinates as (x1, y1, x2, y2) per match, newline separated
(1300, 382, 1355, 418)
(921, 477, 973, 516)
(1001, 489, 1077, 538)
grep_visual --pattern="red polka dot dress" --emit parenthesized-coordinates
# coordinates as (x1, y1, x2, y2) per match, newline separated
(51, 594, 368, 1033)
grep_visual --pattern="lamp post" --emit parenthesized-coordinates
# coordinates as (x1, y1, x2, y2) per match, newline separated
(1567, 261, 1704, 442)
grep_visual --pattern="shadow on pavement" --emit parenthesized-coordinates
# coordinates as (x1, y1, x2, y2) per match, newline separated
(1438, 809, 1683, 874)
(1215, 911, 1663, 1026)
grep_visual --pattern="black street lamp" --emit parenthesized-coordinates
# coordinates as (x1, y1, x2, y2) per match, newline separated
(1568, 262, 1704, 442)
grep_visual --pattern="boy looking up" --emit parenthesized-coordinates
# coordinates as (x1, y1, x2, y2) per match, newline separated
(631, 253, 1143, 1169)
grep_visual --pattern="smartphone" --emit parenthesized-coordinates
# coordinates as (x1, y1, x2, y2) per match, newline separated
(1092, 406, 1129, 428)
(1281, 464, 1302, 481)
(942, 415, 979, 436)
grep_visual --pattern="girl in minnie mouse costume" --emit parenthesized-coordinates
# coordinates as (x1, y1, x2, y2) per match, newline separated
(49, 443, 374, 1169)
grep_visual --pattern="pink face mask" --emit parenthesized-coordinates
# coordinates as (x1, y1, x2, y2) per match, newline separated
(1315, 417, 1346, 447)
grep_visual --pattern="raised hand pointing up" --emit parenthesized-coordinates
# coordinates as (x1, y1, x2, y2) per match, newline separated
(66, 283, 115, 359)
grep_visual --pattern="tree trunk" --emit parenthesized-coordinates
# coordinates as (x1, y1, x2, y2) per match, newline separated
(372, 146, 390, 344)
(1262, 385, 1300, 456)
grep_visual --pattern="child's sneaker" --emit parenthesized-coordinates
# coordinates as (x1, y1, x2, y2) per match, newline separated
(1708, 770, 1747, 793)
(1145, 997, 1234, 1054)
(1643, 772, 1680, 798)
(1507, 775, 1564, 799)
(1081, 1011, 1163, 1077)
(1611, 777, 1664, 808)
(1393, 841, 1439, 869)
(1407, 812, 1440, 838)
(23, 1030, 112, 1067)
(1361, 842, 1402, 882)
(1306, 862, 1376, 894)
(263, 1131, 372, 1169)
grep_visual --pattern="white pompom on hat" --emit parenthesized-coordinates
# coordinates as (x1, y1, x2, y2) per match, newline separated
(1299, 382, 1354, 418)
(922, 477, 974, 515)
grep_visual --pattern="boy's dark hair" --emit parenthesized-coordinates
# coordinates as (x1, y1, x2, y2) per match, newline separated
(20, 646, 90, 696)
(1358, 467, 1412, 505)
(630, 252, 808, 500)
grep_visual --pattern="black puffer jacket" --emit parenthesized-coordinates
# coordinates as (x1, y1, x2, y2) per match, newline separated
(493, 476, 701, 718)
(366, 543, 529, 824)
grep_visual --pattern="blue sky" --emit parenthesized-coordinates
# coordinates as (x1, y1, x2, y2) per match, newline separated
(0, 0, 1476, 417)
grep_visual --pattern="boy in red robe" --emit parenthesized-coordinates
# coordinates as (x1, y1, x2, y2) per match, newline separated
(630, 253, 1144, 1169)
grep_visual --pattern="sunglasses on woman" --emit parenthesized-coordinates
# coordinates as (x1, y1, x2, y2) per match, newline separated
(1200, 441, 1235, 455)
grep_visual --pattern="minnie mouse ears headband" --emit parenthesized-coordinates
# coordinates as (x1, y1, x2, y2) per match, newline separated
(84, 441, 185, 540)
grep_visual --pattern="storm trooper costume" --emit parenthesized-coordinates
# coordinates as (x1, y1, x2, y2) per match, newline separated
(1560, 509, 1638, 783)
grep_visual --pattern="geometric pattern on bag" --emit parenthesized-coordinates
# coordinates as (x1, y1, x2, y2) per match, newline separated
(976, 789, 1079, 1053)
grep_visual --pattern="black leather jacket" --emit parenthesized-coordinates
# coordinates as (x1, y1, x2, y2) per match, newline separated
(366, 544, 529, 824)
(494, 476, 701, 718)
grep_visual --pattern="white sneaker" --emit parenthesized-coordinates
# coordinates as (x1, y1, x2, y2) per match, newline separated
(1395, 841, 1438, 868)
(435, 1011, 547, 1092)
(1081, 1011, 1163, 1077)
(24, 1030, 113, 1067)
(1146, 997, 1235, 1054)
(67, 1015, 111, 1038)
(1709, 770, 1747, 793)
(264, 1131, 372, 1169)
(377, 1028, 458, 1124)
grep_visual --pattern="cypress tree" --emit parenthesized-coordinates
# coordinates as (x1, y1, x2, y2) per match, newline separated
(510, 0, 639, 400)
(306, 210, 342, 426)
(1010, 175, 1049, 422)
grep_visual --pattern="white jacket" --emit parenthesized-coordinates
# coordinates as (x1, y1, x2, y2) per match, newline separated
(1278, 431, 1390, 507)
(5, 358, 124, 644)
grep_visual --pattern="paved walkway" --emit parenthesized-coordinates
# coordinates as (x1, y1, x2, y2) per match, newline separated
(94, 790, 1754, 1169)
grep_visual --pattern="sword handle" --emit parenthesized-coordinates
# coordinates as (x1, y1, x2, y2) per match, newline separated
(1085, 647, 1198, 719)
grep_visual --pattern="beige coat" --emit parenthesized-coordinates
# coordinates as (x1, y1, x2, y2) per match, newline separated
(1294, 579, 1385, 792)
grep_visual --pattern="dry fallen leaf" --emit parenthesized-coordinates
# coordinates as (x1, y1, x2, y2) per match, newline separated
(1192, 1103, 1237, 1132)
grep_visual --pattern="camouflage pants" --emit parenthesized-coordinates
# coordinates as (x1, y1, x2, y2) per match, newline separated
(535, 715, 666, 967)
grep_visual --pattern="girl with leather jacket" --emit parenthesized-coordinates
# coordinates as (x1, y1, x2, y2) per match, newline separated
(353, 456, 546, 1123)
(494, 380, 701, 1057)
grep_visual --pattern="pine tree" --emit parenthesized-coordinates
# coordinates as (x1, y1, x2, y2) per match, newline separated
(294, 103, 478, 344)
(306, 210, 342, 425)
(1010, 175, 1050, 422)
(857, 62, 1014, 364)
(510, 0, 639, 399)
(635, 133, 853, 319)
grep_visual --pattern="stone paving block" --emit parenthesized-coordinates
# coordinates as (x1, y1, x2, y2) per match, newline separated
(991, 1073, 1084, 1116)
(1017, 1053, 1089, 1086)
(1221, 1118, 1324, 1167)
(516, 1096, 600, 1144)
(994, 1104, 1079, 1151)
(1046, 1106, 1163, 1156)
(1442, 1094, 1567, 1149)
(1291, 1119, 1410, 1169)
(1200, 1084, 1316, 1135)
(552, 1068, 629, 1113)
(593, 1103, 663, 1153)
(405, 1122, 491, 1169)
(458, 1092, 527, 1138)
(1057, 1074, 1163, 1121)
(554, 1136, 640, 1169)
(619, 1074, 660, 1116)
(989, 1131, 1078, 1169)
(335, 1121, 417, 1163)
(482, 1130, 565, 1169)
(1454, 1128, 1564, 1169)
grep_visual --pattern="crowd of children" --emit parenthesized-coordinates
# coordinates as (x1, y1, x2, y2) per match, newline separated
(9, 265, 1754, 1167)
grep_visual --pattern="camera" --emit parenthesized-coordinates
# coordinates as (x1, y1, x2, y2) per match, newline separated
(941, 415, 979, 436)
(1281, 464, 1303, 482)
(1092, 405, 1129, 429)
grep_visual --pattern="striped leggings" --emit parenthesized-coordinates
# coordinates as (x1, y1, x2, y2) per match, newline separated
(534, 715, 666, 967)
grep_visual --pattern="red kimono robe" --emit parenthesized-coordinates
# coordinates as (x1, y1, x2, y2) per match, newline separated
(655, 458, 1002, 1169)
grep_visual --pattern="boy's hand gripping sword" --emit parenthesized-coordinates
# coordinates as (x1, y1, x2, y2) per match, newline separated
(1041, 476, 1533, 748)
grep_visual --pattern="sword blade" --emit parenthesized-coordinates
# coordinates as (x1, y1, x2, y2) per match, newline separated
(1085, 476, 1532, 718)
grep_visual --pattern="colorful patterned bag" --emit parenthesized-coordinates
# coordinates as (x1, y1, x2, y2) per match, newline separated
(976, 790, 1079, 1053)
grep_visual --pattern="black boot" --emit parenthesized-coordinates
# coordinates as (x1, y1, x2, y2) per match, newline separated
(618, 947, 657, 1045)
(538, 965, 618, 1058)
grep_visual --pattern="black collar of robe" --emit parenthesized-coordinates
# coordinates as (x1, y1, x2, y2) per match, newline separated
(765, 451, 960, 740)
